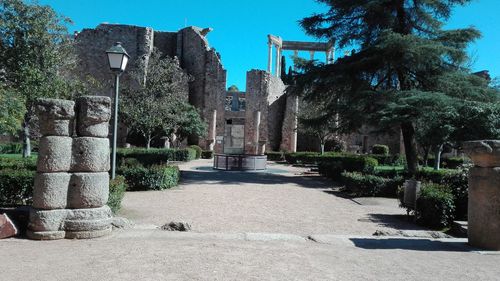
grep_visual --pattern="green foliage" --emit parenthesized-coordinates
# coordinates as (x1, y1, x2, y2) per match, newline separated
(0, 156, 37, 170)
(415, 168, 460, 184)
(120, 165, 180, 191)
(341, 171, 404, 197)
(318, 154, 378, 178)
(265, 151, 285, 161)
(0, 87, 25, 135)
(296, 0, 499, 176)
(120, 48, 206, 148)
(416, 183, 455, 228)
(189, 145, 202, 159)
(201, 150, 214, 159)
(117, 148, 195, 166)
(442, 167, 469, 221)
(107, 176, 127, 214)
(371, 144, 389, 155)
(0, 169, 35, 206)
(284, 152, 322, 164)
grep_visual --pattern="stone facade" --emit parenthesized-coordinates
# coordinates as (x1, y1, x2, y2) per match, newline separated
(74, 24, 226, 149)
(27, 97, 112, 240)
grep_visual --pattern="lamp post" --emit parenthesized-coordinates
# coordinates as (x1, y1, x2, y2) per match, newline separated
(106, 42, 130, 179)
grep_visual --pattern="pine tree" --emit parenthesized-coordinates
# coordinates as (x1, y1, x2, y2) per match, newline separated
(295, 0, 498, 176)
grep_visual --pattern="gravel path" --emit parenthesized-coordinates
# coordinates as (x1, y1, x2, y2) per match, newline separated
(2, 159, 499, 281)
(120, 159, 422, 236)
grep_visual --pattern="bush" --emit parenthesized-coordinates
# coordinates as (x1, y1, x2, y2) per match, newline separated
(341, 172, 387, 197)
(107, 176, 128, 213)
(416, 183, 455, 228)
(201, 150, 214, 159)
(117, 148, 196, 166)
(318, 154, 378, 178)
(341, 172, 404, 197)
(0, 169, 35, 206)
(416, 168, 460, 184)
(372, 167, 406, 178)
(284, 152, 321, 164)
(443, 167, 469, 221)
(0, 142, 23, 154)
(189, 145, 202, 159)
(372, 144, 389, 155)
(0, 157, 37, 170)
(119, 165, 180, 191)
(266, 151, 285, 161)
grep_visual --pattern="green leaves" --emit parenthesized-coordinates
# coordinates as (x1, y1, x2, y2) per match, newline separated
(0, 87, 25, 135)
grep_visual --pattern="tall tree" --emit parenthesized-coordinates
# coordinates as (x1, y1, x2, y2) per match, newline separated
(0, 0, 77, 156)
(296, 0, 497, 176)
(120, 48, 206, 149)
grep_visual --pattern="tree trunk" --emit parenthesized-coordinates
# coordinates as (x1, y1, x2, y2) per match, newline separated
(401, 122, 418, 177)
(22, 118, 31, 158)
(146, 135, 151, 150)
(422, 145, 430, 167)
(320, 143, 325, 155)
(434, 144, 443, 170)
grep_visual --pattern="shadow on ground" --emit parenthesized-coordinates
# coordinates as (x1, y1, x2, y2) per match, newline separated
(180, 166, 333, 189)
(350, 238, 474, 252)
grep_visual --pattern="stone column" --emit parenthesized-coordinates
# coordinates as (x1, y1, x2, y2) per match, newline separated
(254, 111, 261, 155)
(464, 140, 500, 250)
(28, 97, 113, 240)
(28, 98, 75, 240)
(276, 47, 281, 77)
(290, 96, 298, 153)
(309, 51, 315, 61)
(267, 42, 273, 74)
(208, 109, 217, 151)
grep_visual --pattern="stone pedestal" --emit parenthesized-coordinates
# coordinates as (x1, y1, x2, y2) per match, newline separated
(464, 140, 500, 250)
(28, 96, 112, 240)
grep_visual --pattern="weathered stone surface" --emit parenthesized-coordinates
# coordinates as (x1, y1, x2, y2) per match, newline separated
(64, 219, 112, 231)
(37, 136, 73, 172)
(28, 208, 68, 232)
(33, 173, 70, 209)
(68, 172, 109, 208)
(111, 217, 133, 229)
(70, 137, 110, 172)
(65, 226, 112, 239)
(0, 213, 18, 239)
(67, 205, 112, 221)
(36, 98, 75, 136)
(464, 140, 500, 168)
(26, 230, 66, 240)
(76, 96, 111, 137)
(467, 167, 500, 250)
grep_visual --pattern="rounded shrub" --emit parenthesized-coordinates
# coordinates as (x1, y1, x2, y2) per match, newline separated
(416, 183, 455, 228)
(372, 144, 389, 155)
(189, 145, 202, 159)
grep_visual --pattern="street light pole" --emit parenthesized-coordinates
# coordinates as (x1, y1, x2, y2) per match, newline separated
(106, 42, 129, 180)
(111, 73, 120, 179)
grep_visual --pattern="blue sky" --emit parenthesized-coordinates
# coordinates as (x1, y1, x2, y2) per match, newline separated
(40, 0, 499, 90)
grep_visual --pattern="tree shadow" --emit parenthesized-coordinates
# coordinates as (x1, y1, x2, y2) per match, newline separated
(361, 213, 425, 231)
(350, 238, 475, 252)
(180, 166, 334, 189)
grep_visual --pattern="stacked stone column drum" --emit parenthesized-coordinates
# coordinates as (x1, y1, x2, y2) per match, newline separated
(464, 140, 500, 250)
(28, 97, 113, 240)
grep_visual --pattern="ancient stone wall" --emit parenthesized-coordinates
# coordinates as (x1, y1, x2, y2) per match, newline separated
(28, 97, 112, 240)
(280, 94, 298, 152)
(75, 24, 226, 150)
(244, 70, 287, 154)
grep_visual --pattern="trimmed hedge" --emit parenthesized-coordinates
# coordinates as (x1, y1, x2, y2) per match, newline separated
(117, 148, 196, 166)
(284, 152, 322, 164)
(189, 145, 202, 159)
(0, 169, 35, 206)
(0, 157, 37, 171)
(443, 167, 469, 221)
(266, 151, 285, 161)
(341, 172, 404, 197)
(416, 183, 455, 228)
(372, 144, 389, 155)
(415, 168, 461, 184)
(318, 154, 378, 178)
(201, 150, 214, 159)
(107, 176, 128, 214)
(119, 165, 180, 191)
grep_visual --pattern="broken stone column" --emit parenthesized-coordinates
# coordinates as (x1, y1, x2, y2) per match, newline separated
(254, 111, 261, 155)
(28, 97, 112, 240)
(464, 140, 500, 250)
(28, 98, 75, 240)
(66, 96, 111, 239)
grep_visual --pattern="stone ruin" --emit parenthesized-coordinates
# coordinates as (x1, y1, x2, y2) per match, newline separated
(464, 140, 500, 250)
(27, 96, 112, 240)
